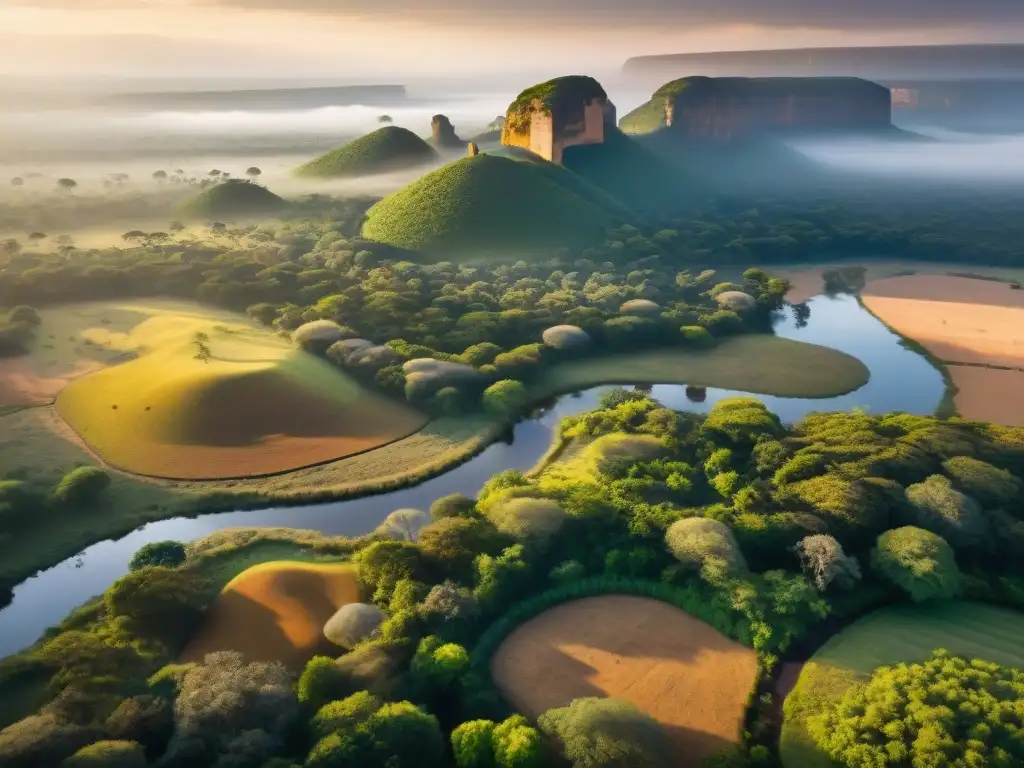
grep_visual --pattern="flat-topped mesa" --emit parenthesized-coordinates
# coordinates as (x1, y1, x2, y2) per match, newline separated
(501, 75, 610, 164)
(624, 76, 892, 140)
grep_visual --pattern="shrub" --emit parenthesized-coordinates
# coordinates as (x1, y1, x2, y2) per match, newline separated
(52, 467, 110, 506)
(809, 651, 1024, 767)
(297, 657, 347, 712)
(0, 480, 35, 527)
(702, 398, 782, 447)
(168, 651, 297, 754)
(586, 433, 666, 476)
(451, 719, 496, 768)
(293, 319, 346, 350)
(104, 566, 206, 647)
(538, 697, 674, 768)
(794, 534, 861, 591)
(870, 526, 961, 602)
(666, 517, 747, 574)
(486, 498, 566, 542)
(618, 299, 661, 315)
(323, 603, 387, 650)
(905, 474, 991, 550)
(679, 325, 715, 347)
(362, 701, 445, 768)
(127, 541, 186, 571)
(103, 695, 173, 757)
(311, 691, 381, 741)
(430, 493, 477, 520)
(941, 455, 1024, 508)
(0, 712, 99, 768)
(493, 714, 544, 768)
(482, 380, 529, 420)
(542, 325, 590, 350)
(60, 740, 147, 767)
(8, 305, 41, 326)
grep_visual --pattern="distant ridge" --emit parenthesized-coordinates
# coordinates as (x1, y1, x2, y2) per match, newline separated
(101, 84, 407, 112)
(623, 44, 1024, 80)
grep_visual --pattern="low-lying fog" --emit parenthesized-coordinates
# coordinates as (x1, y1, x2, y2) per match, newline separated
(790, 127, 1024, 180)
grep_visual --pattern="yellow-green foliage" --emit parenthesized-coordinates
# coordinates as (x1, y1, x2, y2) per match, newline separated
(584, 433, 666, 476)
(870, 526, 961, 602)
(780, 602, 1024, 768)
(179, 180, 284, 219)
(809, 651, 1024, 767)
(360, 154, 622, 255)
(295, 126, 437, 178)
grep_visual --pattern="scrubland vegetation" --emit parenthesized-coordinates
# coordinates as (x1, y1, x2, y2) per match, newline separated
(2, 387, 1024, 767)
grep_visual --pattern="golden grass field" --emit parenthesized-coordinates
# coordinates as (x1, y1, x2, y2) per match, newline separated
(861, 275, 1024, 425)
(533, 335, 870, 400)
(491, 595, 759, 766)
(180, 561, 360, 670)
(48, 300, 426, 478)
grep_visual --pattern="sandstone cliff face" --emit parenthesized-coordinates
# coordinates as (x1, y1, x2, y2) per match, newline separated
(624, 77, 892, 140)
(501, 75, 609, 164)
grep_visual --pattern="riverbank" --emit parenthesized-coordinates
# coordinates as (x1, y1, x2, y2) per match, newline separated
(0, 334, 869, 597)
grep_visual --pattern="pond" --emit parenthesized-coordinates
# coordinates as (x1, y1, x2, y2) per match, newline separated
(0, 293, 946, 656)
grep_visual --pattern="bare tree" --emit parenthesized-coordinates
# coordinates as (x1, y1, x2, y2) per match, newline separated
(795, 534, 861, 591)
(375, 508, 426, 541)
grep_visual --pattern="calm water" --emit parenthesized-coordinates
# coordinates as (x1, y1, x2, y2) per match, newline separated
(0, 294, 945, 656)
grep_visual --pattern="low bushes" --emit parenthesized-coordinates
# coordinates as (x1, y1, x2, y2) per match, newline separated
(870, 526, 961, 602)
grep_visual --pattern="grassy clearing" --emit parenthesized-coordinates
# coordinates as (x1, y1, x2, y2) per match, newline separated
(780, 601, 1024, 768)
(491, 595, 759, 764)
(54, 300, 426, 478)
(532, 335, 869, 400)
(180, 561, 359, 669)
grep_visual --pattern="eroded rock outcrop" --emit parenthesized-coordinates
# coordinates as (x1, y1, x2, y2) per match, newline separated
(501, 75, 609, 164)
(431, 114, 464, 149)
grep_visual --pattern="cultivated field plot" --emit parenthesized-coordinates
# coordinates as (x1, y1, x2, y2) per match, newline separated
(780, 601, 1024, 768)
(949, 367, 1024, 427)
(534, 336, 869, 400)
(491, 595, 759, 766)
(51, 300, 426, 478)
(180, 561, 359, 670)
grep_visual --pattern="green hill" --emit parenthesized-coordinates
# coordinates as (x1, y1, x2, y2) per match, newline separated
(295, 126, 437, 178)
(562, 128, 695, 214)
(360, 153, 624, 257)
(179, 180, 285, 219)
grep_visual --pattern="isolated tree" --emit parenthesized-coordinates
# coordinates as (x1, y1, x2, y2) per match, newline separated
(379, 114, 393, 124)
(152, 170, 168, 181)
(56, 178, 77, 192)
(794, 534, 861, 591)
(10, 176, 24, 187)
(52, 466, 110, 506)
(192, 331, 212, 363)
(121, 231, 146, 243)
(168, 221, 186, 234)
(27, 232, 47, 243)
(2, 239, 22, 256)
(208, 169, 221, 177)
(245, 167, 262, 179)
(375, 508, 426, 541)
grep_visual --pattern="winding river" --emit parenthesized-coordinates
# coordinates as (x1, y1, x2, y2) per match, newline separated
(0, 294, 945, 656)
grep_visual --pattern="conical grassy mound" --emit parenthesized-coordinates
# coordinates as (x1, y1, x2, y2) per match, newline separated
(180, 180, 285, 218)
(296, 126, 437, 178)
(360, 154, 625, 256)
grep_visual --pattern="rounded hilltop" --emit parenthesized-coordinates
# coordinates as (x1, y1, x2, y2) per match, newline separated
(179, 179, 285, 218)
(295, 125, 437, 178)
(360, 152, 624, 256)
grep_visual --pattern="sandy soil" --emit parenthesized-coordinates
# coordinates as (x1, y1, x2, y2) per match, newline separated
(0, 358, 102, 408)
(775, 269, 826, 304)
(180, 561, 359, 670)
(491, 595, 759, 767)
(949, 367, 1024, 427)
(862, 275, 1024, 368)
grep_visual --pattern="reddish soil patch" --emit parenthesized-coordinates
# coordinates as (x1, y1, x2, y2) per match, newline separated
(862, 275, 1024, 368)
(775, 269, 826, 304)
(491, 595, 759, 767)
(949, 367, 1024, 427)
(181, 562, 359, 670)
(0, 358, 101, 407)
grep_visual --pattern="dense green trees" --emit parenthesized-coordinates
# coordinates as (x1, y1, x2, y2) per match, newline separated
(809, 651, 1024, 767)
(871, 527, 961, 602)
(538, 697, 674, 768)
(127, 541, 186, 572)
(52, 467, 111, 507)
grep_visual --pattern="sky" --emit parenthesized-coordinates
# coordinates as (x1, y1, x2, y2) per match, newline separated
(1, 0, 1023, 81)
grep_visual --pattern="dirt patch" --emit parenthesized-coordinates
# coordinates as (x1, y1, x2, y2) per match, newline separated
(774, 269, 826, 304)
(0, 358, 102, 407)
(949, 367, 1024, 427)
(862, 275, 1024, 368)
(180, 561, 359, 670)
(491, 595, 758, 767)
